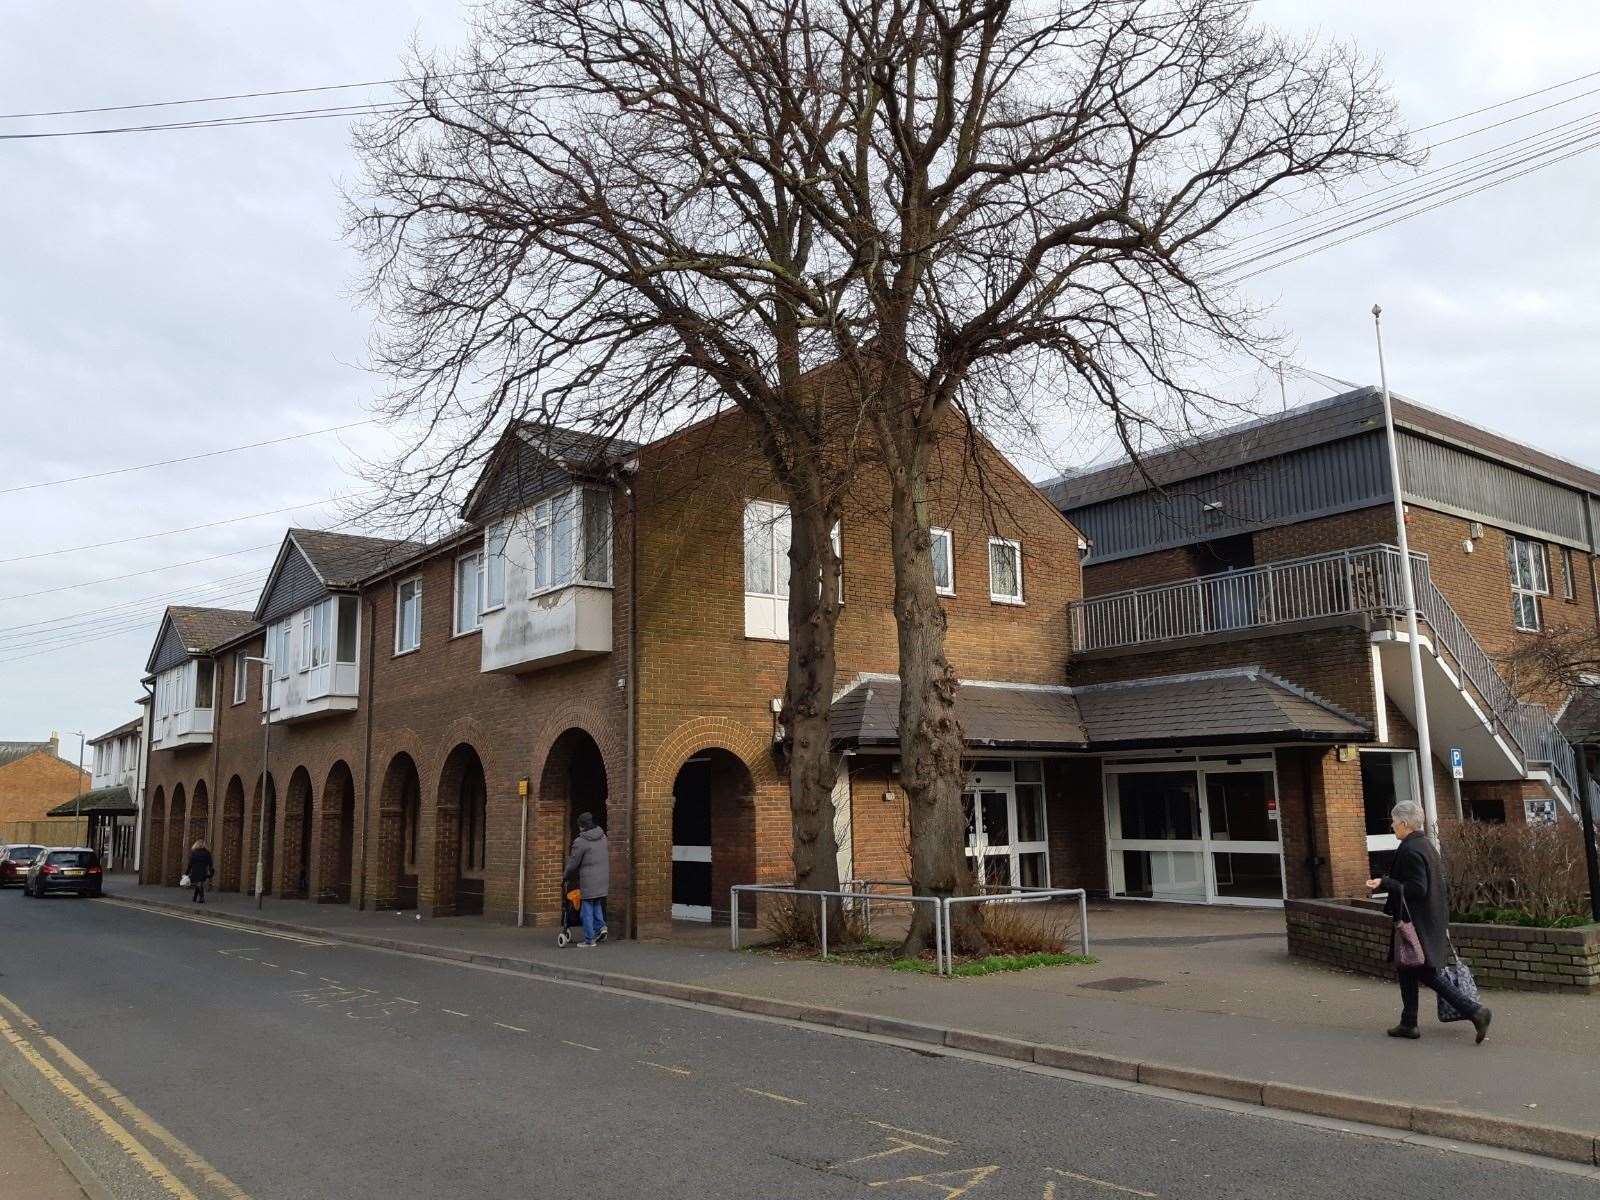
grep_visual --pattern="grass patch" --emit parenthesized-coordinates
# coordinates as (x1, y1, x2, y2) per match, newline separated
(891, 951, 1097, 977)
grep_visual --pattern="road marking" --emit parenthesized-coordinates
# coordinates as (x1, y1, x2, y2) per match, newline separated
(288, 969, 307, 976)
(836, 1136, 949, 1167)
(319, 977, 340, 984)
(442, 1009, 471, 1018)
(867, 1165, 999, 1196)
(743, 1087, 805, 1106)
(1046, 1167, 1157, 1197)
(258, 961, 279, 969)
(0, 999, 198, 1200)
(639, 1060, 692, 1075)
(394, 996, 419, 1005)
(867, 1120, 957, 1146)
(494, 1022, 528, 1033)
(562, 1040, 601, 1051)
(104, 899, 333, 944)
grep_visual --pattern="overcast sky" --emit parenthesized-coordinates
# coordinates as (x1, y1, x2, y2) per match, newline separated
(2, 1, 1597, 755)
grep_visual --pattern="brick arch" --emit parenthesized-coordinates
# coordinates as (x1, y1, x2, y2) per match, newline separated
(371, 751, 421, 910)
(318, 761, 356, 904)
(530, 722, 619, 927)
(165, 784, 188, 886)
(640, 717, 783, 928)
(432, 742, 489, 917)
(278, 766, 316, 899)
(190, 779, 211, 856)
(219, 776, 245, 892)
(145, 787, 166, 885)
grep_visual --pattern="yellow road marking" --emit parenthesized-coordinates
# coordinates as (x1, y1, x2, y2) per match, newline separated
(836, 1136, 950, 1167)
(105, 899, 332, 944)
(866, 1165, 999, 1197)
(742, 1087, 805, 1106)
(866, 1120, 957, 1146)
(1047, 1166, 1157, 1197)
(639, 1060, 691, 1075)
(0, 1001, 197, 1200)
(562, 1040, 601, 1051)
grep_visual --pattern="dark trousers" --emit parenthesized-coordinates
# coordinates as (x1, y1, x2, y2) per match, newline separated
(1398, 965, 1478, 1025)
(191, 881, 206, 903)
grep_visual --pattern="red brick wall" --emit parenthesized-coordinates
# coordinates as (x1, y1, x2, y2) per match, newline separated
(1044, 757, 1107, 892)
(0, 749, 88, 825)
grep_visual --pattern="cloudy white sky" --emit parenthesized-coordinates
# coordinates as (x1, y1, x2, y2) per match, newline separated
(2, 1, 1597, 753)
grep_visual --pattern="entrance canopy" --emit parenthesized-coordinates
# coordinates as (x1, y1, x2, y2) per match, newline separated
(48, 785, 137, 817)
(830, 668, 1367, 753)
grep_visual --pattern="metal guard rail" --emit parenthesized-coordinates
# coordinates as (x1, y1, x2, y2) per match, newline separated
(939, 886, 1089, 977)
(729, 883, 948, 974)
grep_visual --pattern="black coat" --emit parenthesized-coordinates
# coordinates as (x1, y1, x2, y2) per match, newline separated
(185, 848, 214, 883)
(1382, 831, 1451, 968)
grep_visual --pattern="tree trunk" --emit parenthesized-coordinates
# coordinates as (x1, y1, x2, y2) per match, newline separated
(887, 444, 985, 957)
(784, 492, 843, 938)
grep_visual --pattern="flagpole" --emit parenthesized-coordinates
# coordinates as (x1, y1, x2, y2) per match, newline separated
(1373, 304, 1440, 843)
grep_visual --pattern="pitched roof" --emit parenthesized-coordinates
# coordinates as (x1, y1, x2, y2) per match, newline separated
(48, 785, 136, 817)
(289, 528, 428, 587)
(829, 668, 1366, 752)
(461, 422, 640, 523)
(1045, 387, 1600, 512)
(0, 740, 52, 769)
(89, 716, 143, 745)
(167, 607, 257, 653)
(1557, 687, 1600, 744)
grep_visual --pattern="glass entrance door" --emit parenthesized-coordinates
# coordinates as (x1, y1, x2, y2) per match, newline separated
(1202, 770, 1284, 902)
(961, 760, 1051, 889)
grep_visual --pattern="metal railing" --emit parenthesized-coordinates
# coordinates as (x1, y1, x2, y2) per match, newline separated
(729, 883, 947, 974)
(939, 886, 1089, 977)
(1070, 543, 1578, 808)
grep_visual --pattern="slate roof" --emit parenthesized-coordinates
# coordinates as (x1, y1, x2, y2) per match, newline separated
(461, 421, 640, 524)
(1044, 387, 1600, 511)
(89, 716, 143, 745)
(0, 740, 53, 769)
(1073, 669, 1368, 748)
(829, 669, 1367, 751)
(289, 528, 428, 587)
(1557, 687, 1600, 744)
(48, 786, 136, 817)
(167, 606, 257, 653)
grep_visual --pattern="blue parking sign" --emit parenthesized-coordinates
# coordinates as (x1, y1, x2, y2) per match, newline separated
(1450, 747, 1464, 780)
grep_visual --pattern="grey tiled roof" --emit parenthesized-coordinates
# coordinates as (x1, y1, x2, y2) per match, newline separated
(516, 422, 641, 469)
(1073, 669, 1367, 748)
(1557, 688, 1600, 743)
(167, 606, 257, 653)
(89, 716, 143, 745)
(829, 668, 1366, 752)
(0, 740, 52, 769)
(48, 785, 136, 816)
(289, 528, 428, 587)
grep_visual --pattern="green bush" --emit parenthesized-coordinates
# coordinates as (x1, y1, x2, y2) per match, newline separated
(1440, 819, 1593, 926)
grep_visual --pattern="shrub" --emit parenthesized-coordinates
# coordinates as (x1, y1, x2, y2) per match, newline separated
(758, 893, 868, 949)
(973, 901, 1078, 956)
(1440, 819, 1592, 925)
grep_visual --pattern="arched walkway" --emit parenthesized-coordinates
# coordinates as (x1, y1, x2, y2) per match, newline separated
(190, 779, 211, 860)
(318, 761, 356, 904)
(165, 784, 188, 886)
(669, 749, 755, 923)
(537, 728, 610, 924)
(436, 744, 488, 917)
(246, 774, 276, 897)
(219, 777, 245, 892)
(373, 753, 420, 910)
(280, 767, 314, 899)
(146, 787, 166, 886)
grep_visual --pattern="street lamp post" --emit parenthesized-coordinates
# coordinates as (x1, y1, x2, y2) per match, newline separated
(244, 655, 274, 910)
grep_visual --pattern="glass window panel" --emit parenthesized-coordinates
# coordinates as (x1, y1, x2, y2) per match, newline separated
(932, 528, 953, 593)
(1116, 772, 1200, 840)
(533, 499, 553, 592)
(1013, 759, 1043, 784)
(1015, 783, 1045, 842)
(774, 510, 791, 598)
(961, 792, 978, 847)
(744, 501, 777, 595)
(336, 595, 358, 662)
(1205, 773, 1274, 842)
(553, 493, 577, 587)
(582, 489, 612, 584)
(455, 553, 482, 633)
(980, 791, 1009, 846)
(194, 661, 213, 709)
(1018, 852, 1047, 890)
(989, 539, 1021, 601)
(484, 521, 508, 609)
(1211, 852, 1283, 900)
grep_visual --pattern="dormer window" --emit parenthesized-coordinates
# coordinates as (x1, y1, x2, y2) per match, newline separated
(530, 487, 612, 596)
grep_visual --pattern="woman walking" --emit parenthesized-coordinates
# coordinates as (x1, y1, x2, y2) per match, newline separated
(185, 840, 214, 904)
(1366, 800, 1492, 1043)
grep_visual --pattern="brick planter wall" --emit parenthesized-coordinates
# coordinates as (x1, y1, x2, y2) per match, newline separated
(1286, 898, 1600, 995)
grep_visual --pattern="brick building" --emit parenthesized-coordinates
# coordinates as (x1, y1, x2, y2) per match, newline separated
(0, 735, 90, 828)
(1046, 387, 1600, 903)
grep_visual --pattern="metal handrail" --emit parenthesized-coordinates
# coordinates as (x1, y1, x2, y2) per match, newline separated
(939, 887, 1089, 976)
(729, 883, 947, 974)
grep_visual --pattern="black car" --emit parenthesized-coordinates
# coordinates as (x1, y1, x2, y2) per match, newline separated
(23, 847, 104, 898)
(0, 843, 44, 888)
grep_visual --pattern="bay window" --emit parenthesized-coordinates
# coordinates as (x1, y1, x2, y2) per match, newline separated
(483, 520, 508, 611)
(530, 487, 613, 595)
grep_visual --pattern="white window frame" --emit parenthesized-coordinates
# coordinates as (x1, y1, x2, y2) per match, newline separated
(395, 577, 423, 655)
(528, 487, 613, 598)
(455, 549, 485, 636)
(932, 527, 955, 596)
(987, 537, 1024, 605)
(1508, 535, 1548, 632)
(299, 607, 313, 672)
(232, 650, 247, 705)
(1560, 546, 1575, 601)
(482, 520, 508, 613)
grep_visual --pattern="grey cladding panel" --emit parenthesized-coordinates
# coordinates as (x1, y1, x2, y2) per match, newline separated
(1399, 433, 1588, 546)
(1072, 433, 1391, 560)
(258, 542, 328, 623)
(464, 437, 580, 525)
(149, 618, 192, 674)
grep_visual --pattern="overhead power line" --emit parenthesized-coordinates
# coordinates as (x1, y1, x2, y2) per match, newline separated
(0, 543, 281, 603)
(0, 568, 270, 636)
(0, 418, 374, 496)
(0, 72, 471, 120)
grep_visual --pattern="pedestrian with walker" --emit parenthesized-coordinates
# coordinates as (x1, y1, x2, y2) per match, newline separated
(1367, 800, 1492, 1043)
(563, 812, 609, 948)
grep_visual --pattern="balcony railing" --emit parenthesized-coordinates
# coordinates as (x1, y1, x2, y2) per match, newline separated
(1070, 544, 1578, 805)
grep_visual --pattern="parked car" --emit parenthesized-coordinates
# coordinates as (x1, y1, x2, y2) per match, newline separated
(23, 848, 103, 898)
(1, 844, 44, 888)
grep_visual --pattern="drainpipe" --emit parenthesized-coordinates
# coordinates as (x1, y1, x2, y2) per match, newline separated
(357, 594, 377, 910)
(625, 468, 640, 940)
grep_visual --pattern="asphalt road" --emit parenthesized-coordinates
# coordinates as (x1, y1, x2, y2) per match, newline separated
(1, 892, 1594, 1200)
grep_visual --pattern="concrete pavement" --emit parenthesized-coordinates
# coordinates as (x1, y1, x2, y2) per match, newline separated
(101, 881, 1600, 1162)
(0, 1083, 92, 1200)
(5, 890, 1600, 1199)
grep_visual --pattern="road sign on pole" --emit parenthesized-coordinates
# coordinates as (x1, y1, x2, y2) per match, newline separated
(1449, 747, 1464, 780)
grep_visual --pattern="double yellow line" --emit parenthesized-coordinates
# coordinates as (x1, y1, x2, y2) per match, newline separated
(0, 991, 251, 1200)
